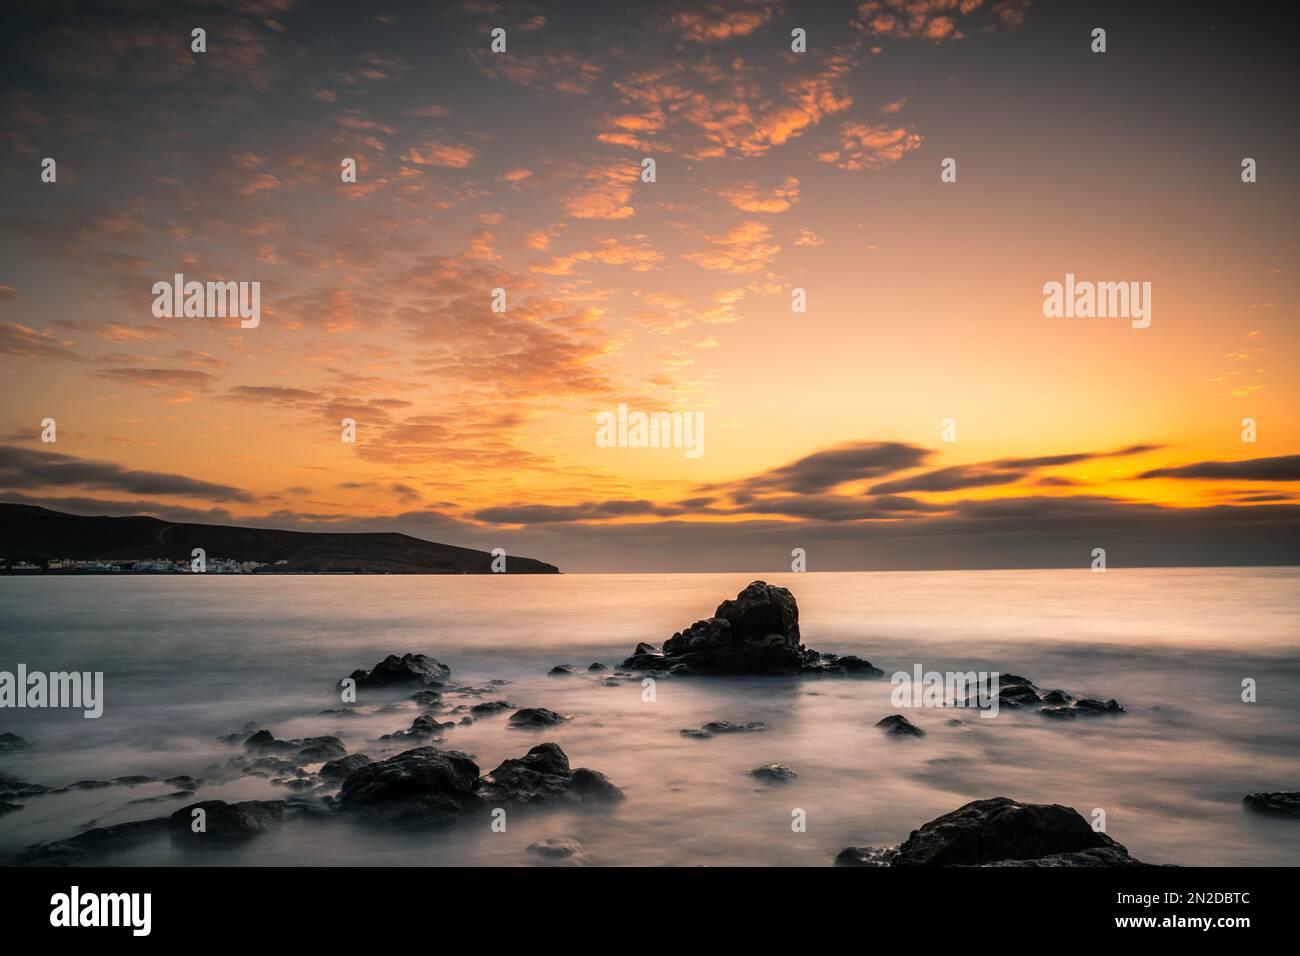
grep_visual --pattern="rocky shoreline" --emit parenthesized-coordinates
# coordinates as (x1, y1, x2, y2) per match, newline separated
(3, 581, 1294, 867)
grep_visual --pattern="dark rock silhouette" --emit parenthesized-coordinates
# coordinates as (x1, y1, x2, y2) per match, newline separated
(170, 800, 287, 841)
(509, 707, 570, 729)
(1243, 791, 1300, 816)
(342, 653, 451, 689)
(836, 797, 1153, 867)
(876, 714, 925, 737)
(620, 581, 883, 676)
(750, 764, 798, 782)
(336, 742, 623, 823)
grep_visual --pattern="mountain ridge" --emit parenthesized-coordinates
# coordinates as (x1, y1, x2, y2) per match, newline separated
(0, 503, 559, 574)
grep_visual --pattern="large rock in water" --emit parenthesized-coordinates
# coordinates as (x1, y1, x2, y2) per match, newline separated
(620, 580, 882, 677)
(341, 653, 451, 689)
(890, 797, 1148, 866)
(335, 743, 623, 823)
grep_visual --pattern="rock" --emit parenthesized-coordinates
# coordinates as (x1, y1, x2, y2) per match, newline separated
(245, 730, 346, 762)
(170, 800, 287, 841)
(319, 754, 370, 784)
(999, 683, 1042, 707)
(509, 707, 570, 729)
(409, 690, 443, 708)
(891, 797, 1144, 866)
(945, 719, 964, 726)
(342, 653, 451, 690)
(527, 837, 587, 863)
(547, 665, 577, 677)
(681, 720, 767, 739)
(0, 801, 22, 815)
(1243, 791, 1300, 817)
(113, 775, 154, 786)
(1072, 698, 1125, 716)
(1038, 706, 1076, 720)
(0, 733, 28, 753)
(834, 846, 892, 867)
(296, 736, 346, 762)
(164, 775, 199, 791)
(981, 846, 1153, 867)
(244, 729, 293, 752)
(381, 714, 451, 742)
(704, 720, 766, 734)
(13, 817, 170, 866)
(470, 700, 515, 717)
(803, 653, 886, 677)
(587, 663, 609, 672)
(337, 747, 481, 823)
(619, 581, 881, 677)
(478, 743, 625, 806)
(750, 764, 797, 782)
(1040, 689, 1074, 705)
(876, 714, 925, 737)
(0, 774, 50, 800)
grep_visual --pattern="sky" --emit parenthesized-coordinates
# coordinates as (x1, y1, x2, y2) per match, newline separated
(1, 0, 1297, 571)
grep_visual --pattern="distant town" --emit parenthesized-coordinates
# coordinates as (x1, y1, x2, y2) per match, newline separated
(1, 558, 291, 574)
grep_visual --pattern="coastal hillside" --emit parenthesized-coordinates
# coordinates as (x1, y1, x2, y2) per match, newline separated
(0, 503, 559, 573)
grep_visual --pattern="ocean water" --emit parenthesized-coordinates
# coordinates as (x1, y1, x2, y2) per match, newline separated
(1, 568, 1298, 867)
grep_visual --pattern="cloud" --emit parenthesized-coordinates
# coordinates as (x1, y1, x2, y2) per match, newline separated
(870, 443, 1162, 493)
(709, 441, 931, 497)
(95, 367, 216, 390)
(0, 445, 254, 502)
(0, 322, 82, 362)
(1139, 455, 1300, 482)
(565, 164, 639, 220)
(665, 0, 781, 42)
(854, 0, 1029, 43)
(683, 221, 779, 273)
(717, 176, 800, 213)
(403, 140, 477, 168)
(818, 121, 923, 170)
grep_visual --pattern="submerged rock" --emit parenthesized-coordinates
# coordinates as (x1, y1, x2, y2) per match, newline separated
(335, 742, 622, 822)
(320, 754, 371, 784)
(381, 714, 452, 742)
(750, 764, 798, 782)
(681, 720, 767, 739)
(478, 743, 625, 806)
(509, 707, 570, 729)
(470, 700, 515, 717)
(342, 653, 451, 690)
(890, 797, 1148, 866)
(619, 581, 882, 677)
(170, 800, 287, 841)
(13, 817, 170, 866)
(1243, 791, 1300, 817)
(0, 732, 29, 753)
(587, 663, 609, 672)
(0, 801, 22, 815)
(245, 730, 346, 762)
(876, 714, 925, 737)
(527, 837, 587, 864)
(337, 747, 481, 823)
(547, 665, 577, 677)
(834, 846, 893, 867)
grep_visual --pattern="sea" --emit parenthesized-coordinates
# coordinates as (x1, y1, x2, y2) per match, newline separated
(1, 568, 1298, 866)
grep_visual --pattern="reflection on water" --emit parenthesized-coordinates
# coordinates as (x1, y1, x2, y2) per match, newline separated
(1, 569, 1298, 866)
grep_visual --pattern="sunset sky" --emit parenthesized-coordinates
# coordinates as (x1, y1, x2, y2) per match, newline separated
(1, 0, 1297, 571)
